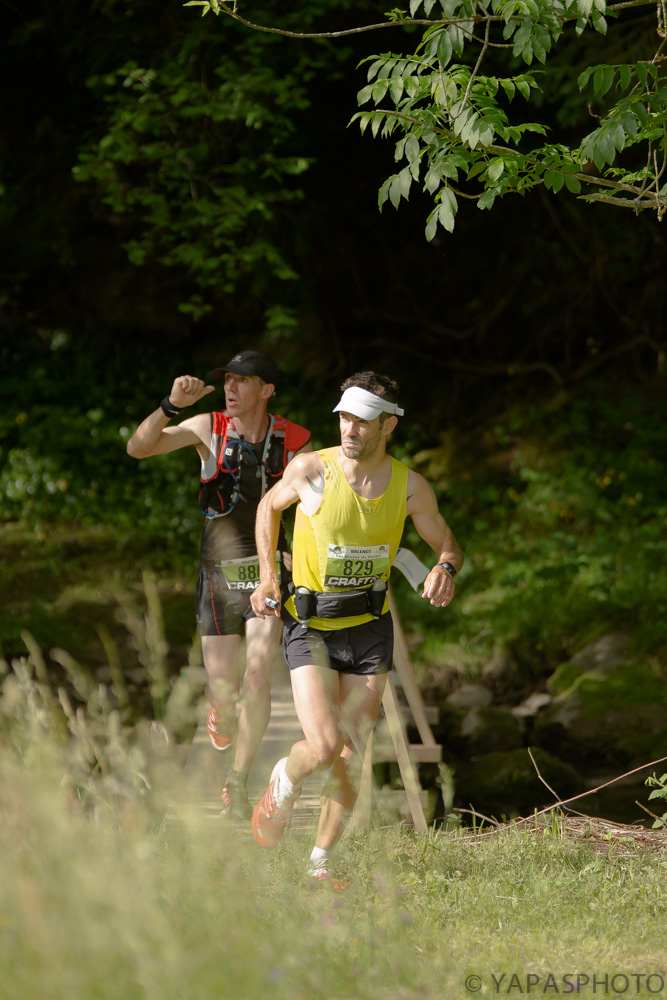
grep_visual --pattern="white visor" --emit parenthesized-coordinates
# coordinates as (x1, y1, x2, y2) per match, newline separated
(333, 386, 404, 421)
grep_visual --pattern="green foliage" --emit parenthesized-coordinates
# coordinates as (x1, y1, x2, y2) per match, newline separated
(348, 0, 667, 236)
(0, 334, 203, 565)
(72, 26, 314, 317)
(645, 772, 667, 829)
(397, 380, 667, 675)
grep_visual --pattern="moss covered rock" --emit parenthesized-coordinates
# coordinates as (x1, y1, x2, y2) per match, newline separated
(535, 656, 667, 764)
(455, 747, 585, 820)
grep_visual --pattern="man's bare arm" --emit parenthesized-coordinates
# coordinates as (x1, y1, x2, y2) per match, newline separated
(406, 470, 463, 608)
(126, 376, 215, 459)
(250, 452, 323, 618)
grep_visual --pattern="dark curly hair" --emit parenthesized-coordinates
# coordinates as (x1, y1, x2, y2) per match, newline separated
(340, 371, 400, 405)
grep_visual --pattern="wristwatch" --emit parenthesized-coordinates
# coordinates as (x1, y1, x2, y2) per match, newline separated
(437, 561, 457, 578)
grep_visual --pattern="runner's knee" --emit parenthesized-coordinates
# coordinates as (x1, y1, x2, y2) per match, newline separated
(307, 732, 344, 771)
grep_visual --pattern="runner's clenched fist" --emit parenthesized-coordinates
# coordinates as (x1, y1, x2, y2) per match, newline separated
(168, 376, 215, 409)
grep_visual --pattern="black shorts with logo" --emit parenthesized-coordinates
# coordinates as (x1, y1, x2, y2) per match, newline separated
(196, 567, 291, 638)
(282, 610, 393, 675)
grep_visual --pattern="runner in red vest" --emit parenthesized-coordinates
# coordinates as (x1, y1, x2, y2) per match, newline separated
(127, 351, 311, 819)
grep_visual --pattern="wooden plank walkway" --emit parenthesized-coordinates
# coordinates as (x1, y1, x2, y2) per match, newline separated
(180, 655, 326, 832)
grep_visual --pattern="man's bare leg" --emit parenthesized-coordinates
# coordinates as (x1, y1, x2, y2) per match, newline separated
(201, 634, 242, 737)
(252, 666, 385, 854)
(314, 672, 386, 852)
(284, 663, 344, 784)
(233, 614, 283, 774)
(284, 667, 385, 848)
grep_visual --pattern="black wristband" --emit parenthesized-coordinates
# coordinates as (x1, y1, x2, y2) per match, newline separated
(437, 561, 457, 578)
(160, 396, 184, 419)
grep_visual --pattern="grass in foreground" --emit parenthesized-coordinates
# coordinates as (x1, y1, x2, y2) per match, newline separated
(1, 736, 666, 1000)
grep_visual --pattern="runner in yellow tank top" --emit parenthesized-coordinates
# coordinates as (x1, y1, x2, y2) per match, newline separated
(249, 371, 464, 884)
(286, 446, 408, 630)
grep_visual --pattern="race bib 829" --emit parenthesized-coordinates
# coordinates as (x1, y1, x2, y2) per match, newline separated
(324, 543, 390, 588)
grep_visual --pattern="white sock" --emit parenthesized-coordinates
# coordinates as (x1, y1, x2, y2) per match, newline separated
(307, 846, 331, 872)
(275, 761, 300, 806)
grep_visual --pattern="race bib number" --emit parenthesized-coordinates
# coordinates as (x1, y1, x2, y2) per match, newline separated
(324, 543, 390, 588)
(219, 553, 280, 591)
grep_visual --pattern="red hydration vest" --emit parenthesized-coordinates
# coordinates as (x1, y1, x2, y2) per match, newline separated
(199, 411, 310, 518)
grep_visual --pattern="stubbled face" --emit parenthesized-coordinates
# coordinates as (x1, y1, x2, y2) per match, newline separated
(224, 372, 271, 417)
(339, 411, 385, 461)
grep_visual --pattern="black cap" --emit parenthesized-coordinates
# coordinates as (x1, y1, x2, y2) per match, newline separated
(211, 350, 279, 387)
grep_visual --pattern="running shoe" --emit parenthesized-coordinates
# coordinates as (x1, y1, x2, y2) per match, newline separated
(251, 757, 301, 849)
(306, 867, 350, 892)
(206, 707, 235, 751)
(221, 776, 253, 822)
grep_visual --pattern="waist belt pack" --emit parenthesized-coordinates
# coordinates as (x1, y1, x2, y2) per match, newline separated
(291, 580, 387, 627)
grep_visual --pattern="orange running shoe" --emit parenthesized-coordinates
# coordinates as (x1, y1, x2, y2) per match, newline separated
(307, 868, 350, 892)
(206, 707, 235, 751)
(251, 758, 301, 849)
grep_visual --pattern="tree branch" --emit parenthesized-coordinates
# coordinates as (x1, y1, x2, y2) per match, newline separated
(580, 191, 664, 211)
(215, 2, 460, 37)
(206, 0, 659, 39)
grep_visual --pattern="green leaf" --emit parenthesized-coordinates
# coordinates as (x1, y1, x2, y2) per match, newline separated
(620, 111, 638, 139)
(405, 134, 420, 164)
(591, 10, 607, 33)
(609, 120, 626, 152)
(593, 65, 614, 97)
(438, 197, 455, 232)
(398, 166, 413, 200)
(618, 64, 632, 92)
(488, 158, 505, 181)
(578, 66, 595, 90)
(437, 30, 453, 66)
(404, 76, 420, 99)
(351, 112, 371, 135)
(424, 168, 440, 194)
(460, 111, 481, 147)
(357, 85, 374, 106)
(564, 172, 581, 194)
(599, 129, 617, 162)
(389, 78, 404, 104)
(477, 187, 498, 210)
(500, 79, 516, 100)
(378, 177, 392, 210)
(387, 172, 405, 208)
(577, 0, 593, 17)
(425, 208, 439, 241)
(366, 58, 386, 82)
(449, 25, 465, 56)
(371, 112, 385, 138)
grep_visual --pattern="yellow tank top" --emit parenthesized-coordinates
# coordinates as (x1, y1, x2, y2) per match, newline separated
(285, 446, 409, 630)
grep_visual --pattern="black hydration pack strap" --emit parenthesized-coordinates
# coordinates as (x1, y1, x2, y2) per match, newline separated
(291, 580, 387, 627)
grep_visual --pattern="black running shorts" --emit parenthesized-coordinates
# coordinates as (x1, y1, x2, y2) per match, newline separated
(282, 610, 393, 675)
(196, 567, 290, 637)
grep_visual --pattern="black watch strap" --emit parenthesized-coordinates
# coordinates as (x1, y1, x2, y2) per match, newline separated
(437, 561, 457, 578)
